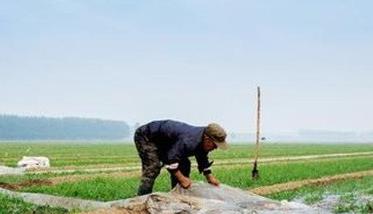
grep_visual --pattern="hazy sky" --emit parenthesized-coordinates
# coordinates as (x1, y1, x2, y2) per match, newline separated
(1, 0, 373, 133)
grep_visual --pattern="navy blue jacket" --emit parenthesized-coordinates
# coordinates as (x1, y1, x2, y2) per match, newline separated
(138, 120, 212, 173)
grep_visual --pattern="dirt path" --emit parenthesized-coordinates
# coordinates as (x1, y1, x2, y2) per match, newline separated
(48, 170, 140, 185)
(249, 169, 373, 196)
(0, 179, 52, 190)
(32, 155, 373, 187)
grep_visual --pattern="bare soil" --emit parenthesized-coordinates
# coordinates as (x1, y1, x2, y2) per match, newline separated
(81, 207, 140, 214)
(48, 171, 140, 185)
(0, 179, 52, 190)
(250, 169, 373, 195)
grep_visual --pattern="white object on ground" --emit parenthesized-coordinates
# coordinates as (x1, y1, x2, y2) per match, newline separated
(17, 156, 50, 169)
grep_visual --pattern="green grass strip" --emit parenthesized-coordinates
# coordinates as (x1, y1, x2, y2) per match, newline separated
(0, 193, 70, 214)
(19, 156, 373, 201)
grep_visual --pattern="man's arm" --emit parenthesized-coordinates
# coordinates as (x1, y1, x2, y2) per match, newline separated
(195, 151, 220, 186)
(195, 150, 213, 175)
(205, 174, 220, 186)
(164, 141, 192, 189)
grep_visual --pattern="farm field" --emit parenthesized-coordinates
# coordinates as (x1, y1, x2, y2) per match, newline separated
(1, 142, 373, 213)
(1, 142, 373, 167)
(0, 193, 69, 214)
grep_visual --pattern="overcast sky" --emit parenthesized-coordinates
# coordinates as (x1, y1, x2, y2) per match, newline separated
(1, 0, 373, 133)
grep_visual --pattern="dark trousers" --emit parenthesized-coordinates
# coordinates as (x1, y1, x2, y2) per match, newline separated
(134, 130, 161, 196)
(134, 129, 191, 195)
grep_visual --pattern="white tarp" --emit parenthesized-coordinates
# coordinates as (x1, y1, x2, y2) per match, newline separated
(17, 156, 50, 169)
(108, 182, 329, 214)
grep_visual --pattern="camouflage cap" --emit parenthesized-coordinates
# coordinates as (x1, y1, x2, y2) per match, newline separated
(205, 123, 228, 150)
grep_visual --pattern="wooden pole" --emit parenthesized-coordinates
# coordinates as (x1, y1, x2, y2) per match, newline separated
(255, 86, 261, 161)
(252, 86, 261, 179)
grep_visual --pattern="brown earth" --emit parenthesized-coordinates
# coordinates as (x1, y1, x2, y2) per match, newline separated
(81, 207, 140, 214)
(48, 170, 141, 185)
(250, 169, 373, 195)
(0, 179, 52, 190)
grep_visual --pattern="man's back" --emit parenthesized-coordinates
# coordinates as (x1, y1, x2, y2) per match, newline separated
(139, 120, 205, 146)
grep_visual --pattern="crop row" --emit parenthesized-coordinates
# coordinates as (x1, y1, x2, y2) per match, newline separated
(2, 143, 373, 167)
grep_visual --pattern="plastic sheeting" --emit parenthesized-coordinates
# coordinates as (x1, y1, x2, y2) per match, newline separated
(0, 165, 25, 175)
(1, 181, 330, 213)
(108, 182, 329, 213)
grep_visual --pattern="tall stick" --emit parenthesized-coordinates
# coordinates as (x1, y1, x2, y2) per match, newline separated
(255, 86, 261, 161)
(252, 86, 261, 179)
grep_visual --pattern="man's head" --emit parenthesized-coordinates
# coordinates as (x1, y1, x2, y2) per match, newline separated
(202, 123, 228, 152)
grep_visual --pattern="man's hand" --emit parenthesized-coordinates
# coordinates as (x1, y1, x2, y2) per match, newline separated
(206, 174, 220, 186)
(173, 170, 192, 189)
(179, 176, 192, 189)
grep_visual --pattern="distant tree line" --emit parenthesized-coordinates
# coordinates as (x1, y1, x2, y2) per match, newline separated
(0, 115, 130, 140)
